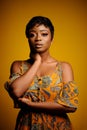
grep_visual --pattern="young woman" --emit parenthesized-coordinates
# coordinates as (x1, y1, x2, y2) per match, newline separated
(5, 16, 78, 130)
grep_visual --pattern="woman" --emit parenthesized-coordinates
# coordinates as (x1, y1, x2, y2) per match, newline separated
(5, 16, 78, 130)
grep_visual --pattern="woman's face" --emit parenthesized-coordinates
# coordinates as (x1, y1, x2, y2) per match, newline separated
(28, 24, 52, 53)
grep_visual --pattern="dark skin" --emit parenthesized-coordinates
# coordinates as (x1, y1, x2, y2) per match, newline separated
(9, 24, 76, 113)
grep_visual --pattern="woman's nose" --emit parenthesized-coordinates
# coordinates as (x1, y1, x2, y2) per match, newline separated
(35, 34, 41, 41)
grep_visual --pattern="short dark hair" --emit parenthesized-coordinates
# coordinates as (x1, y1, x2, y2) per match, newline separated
(25, 16, 54, 40)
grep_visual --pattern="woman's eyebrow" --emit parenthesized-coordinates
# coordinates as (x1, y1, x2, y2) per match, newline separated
(40, 29, 49, 32)
(29, 29, 49, 33)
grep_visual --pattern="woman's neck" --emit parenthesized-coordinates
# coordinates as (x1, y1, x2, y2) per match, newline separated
(39, 51, 52, 63)
(29, 51, 55, 64)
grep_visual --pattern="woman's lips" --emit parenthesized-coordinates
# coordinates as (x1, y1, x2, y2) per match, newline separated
(35, 43, 43, 48)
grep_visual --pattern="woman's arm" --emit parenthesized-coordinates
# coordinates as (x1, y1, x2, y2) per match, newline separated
(18, 97, 76, 113)
(9, 54, 41, 98)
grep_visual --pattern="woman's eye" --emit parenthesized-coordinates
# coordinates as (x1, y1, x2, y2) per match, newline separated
(29, 33, 35, 38)
(42, 33, 48, 36)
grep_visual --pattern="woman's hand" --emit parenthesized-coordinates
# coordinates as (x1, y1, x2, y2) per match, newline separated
(30, 52, 41, 62)
(18, 97, 32, 106)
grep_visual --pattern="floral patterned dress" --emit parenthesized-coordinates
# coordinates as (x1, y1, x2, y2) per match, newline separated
(5, 61, 78, 130)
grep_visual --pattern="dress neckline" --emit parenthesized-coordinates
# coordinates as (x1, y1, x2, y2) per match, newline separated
(21, 60, 62, 79)
(36, 62, 59, 79)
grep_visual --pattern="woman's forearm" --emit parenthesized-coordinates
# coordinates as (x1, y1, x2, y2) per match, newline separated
(10, 60, 41, 98)
(30, 102, 76, 113)
(19, 97, 76, 113)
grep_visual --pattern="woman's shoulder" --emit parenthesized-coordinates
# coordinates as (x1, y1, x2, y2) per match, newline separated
(10, 59, 30, 74)
(60, 61, 72, 70)
(51, 58, 72, 70)
(11, 59, 31, 66)
(59, 61, 74, 82)
(10, 60, 22, 74)
(11, 60, 23, 68)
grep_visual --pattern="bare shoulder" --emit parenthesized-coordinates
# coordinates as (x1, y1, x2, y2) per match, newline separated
(61, 61, 74, 82)
(10, 60, 23, 74)
(61, 61, 73, 71)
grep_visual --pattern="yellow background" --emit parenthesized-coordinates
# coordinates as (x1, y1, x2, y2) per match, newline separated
(0, 0, 87, 130)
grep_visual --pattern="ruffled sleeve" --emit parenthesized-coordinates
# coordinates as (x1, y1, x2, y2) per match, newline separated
(9, 73, 21, 84)
(4, 73, 22, 108)
(55, 81, 79, 108)
(4, 73, 21, 91)
(5, 61, 28, 91)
